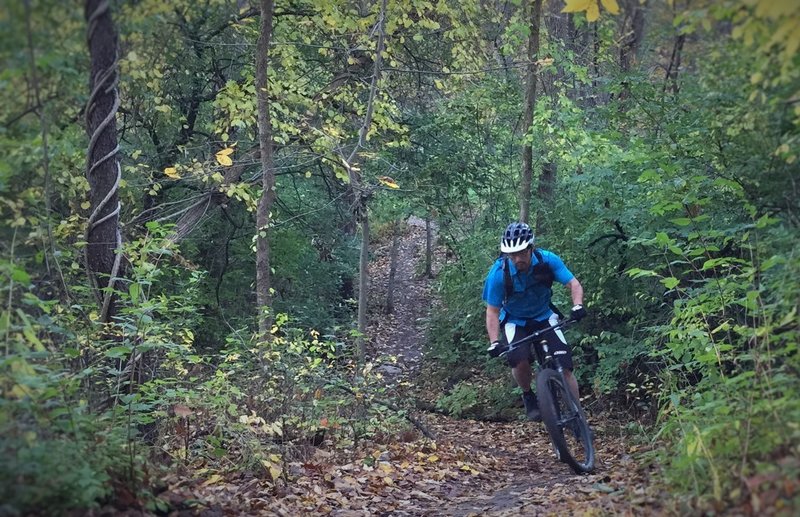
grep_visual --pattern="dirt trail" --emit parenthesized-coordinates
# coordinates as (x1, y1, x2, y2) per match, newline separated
(162, 218, 663, 516)
(366, 216, 434, 377)
(362, 219, 663, 516)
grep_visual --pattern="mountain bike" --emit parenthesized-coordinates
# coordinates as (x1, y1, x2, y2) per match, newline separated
(497, 318, 595, 474)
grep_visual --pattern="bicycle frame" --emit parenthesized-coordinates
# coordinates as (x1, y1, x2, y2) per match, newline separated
(498, 317, 575, 372)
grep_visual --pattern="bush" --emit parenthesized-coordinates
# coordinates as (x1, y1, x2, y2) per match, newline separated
(0, 425, 135, 515)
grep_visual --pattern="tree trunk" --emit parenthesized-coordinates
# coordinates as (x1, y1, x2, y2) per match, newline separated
(345, 0, 387, 363)
(519, 0, 543, 224)
(535, 161, 556, 236)
(619, 0, 647, 74)
(424, 215, 433, 278)
(84, 0, 122, 322)
(618, 0, 647, 102)
(664, 33, 685, 94)
(385, 221, 400, 314)
(357, 216, 370, 354)
(255, 0, 275, 337)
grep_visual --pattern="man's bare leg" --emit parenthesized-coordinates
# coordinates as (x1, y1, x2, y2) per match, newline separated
(512, 360, 533, 391)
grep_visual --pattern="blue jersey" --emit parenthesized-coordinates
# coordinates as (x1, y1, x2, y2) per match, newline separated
(482, 249, 574, 325)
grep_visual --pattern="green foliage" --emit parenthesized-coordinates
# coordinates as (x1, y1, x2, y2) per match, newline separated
(3, 0, 799, 512)
(436, 381, 481, 417)
(436, 379, 515, 419)
(0, 422, 135, 515)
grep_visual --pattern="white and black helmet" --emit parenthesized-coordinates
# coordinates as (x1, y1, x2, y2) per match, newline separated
(500, 222, 534, 253)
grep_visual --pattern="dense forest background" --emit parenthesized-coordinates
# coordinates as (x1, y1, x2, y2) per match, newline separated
(1, 0, 798, 514)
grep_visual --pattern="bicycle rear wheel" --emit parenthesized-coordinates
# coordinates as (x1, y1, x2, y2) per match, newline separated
(536, 368, 595, 474)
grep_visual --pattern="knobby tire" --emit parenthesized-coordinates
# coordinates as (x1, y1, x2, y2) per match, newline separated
(536, 368, 595, 474)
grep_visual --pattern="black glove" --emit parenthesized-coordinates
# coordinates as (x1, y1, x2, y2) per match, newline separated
(571, 304, 587, 321)
(487, 340, 504, 357)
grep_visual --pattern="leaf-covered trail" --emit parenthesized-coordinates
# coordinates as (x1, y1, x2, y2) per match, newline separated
(157, 219, 664, 516)
(158, 414, 660, 516)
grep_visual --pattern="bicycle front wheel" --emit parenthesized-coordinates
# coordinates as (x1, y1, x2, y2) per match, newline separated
(536, 368, 595, 474)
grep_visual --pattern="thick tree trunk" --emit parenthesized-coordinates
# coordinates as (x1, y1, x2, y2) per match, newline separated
(519, 0, 543, 224)
(619, 0, 647, 100)
(619, 0, 646, 73)
(84, 0, 122, 322)
(255, 0, 275, 336)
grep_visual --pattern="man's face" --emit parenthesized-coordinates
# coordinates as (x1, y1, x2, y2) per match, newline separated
(509, 246, 532, 272)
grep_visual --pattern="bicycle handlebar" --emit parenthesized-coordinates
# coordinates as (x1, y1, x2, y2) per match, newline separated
(495, 317, 577, 358)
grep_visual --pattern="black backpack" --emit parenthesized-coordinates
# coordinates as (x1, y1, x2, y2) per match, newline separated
(499, 248, 564, 318)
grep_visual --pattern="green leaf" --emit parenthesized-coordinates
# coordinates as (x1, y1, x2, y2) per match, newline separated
(22, 327, 45, 351)
(11, 266, 31, 284)
(661, 277, 680, 289)
(129, 283, 140, 304)
(105, 346, 132, 359)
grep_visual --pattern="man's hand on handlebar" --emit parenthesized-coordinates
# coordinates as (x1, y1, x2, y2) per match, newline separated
(570, 304, 587, 321)
(487, 340, 506, 357)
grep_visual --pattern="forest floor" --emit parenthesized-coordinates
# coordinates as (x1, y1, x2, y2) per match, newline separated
(142, 219, 669, 516)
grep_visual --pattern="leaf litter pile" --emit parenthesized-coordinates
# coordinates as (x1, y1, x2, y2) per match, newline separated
(155, 414, 661, 516)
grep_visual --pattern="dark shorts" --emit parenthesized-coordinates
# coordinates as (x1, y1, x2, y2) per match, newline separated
(500, 315, 573, 370)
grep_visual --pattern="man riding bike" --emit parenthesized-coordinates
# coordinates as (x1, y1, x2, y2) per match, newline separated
(483, 222, 586, 421)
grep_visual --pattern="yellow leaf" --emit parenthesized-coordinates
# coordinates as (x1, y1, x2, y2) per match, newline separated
(164, 167, 180, 179)
(217, 147, 235, 157)
(261, 460, 281, 481)
(81, 201, 91, 210)
(11, 384, 29, 399)
(216, 154, 233, 167)
(562, 0, 592, 13)
(427, 454, 440, 463)
(201, 474, 223, 486)
(587, 1, 600, 21)
(383, 476, 394, 485)
(378, 176, 400, 189)
(600, 0, 620, 15)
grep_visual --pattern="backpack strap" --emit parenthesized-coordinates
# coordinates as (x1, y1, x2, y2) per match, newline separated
(509, 249, 565, 319)
(533, 249, 565, 319)
(500, 256, 513, 304)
